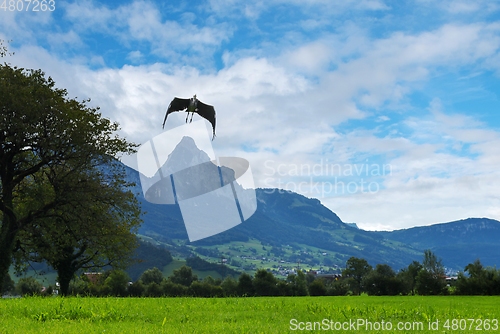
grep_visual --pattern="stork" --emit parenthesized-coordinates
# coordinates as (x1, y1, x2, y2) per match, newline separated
(163, 95, 216, 140)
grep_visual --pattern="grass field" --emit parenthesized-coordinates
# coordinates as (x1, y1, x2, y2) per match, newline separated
(1, 295, 499, 333)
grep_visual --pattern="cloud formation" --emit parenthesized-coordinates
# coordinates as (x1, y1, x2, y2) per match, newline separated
(3, 0, 500, 230)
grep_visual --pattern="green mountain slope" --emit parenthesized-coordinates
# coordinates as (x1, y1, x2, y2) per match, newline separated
(126, 148, 421, 270)
(378, 218, 500, 269)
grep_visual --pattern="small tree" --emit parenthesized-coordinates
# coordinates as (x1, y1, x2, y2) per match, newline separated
(398, 261, 422, 295)
(415, 250, 446, 295)
(296, 270, 309, 296)
(253, 269, 278, 296)
(342, 257, 372, 295)
(363, 264, 402, 296)
(169, 265, 197, 287)
(237, 272, 254, 297)
(286, 270, 308, 296)
(221, 276, 238, 297)
(140, 267, 164, 285)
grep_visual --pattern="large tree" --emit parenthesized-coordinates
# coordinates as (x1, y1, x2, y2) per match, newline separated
(0, 62, 140, 293)
(15, 161, 142, 295)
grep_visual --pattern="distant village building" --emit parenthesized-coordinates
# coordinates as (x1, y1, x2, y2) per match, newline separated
(84, 272, 103, 285)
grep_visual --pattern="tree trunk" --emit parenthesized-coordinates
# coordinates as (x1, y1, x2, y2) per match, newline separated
(56, 253, 79, 296)
(0, 194, 18, 294)
(57, 268, 74, 297)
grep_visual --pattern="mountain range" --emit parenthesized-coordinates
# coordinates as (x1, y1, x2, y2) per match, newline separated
(123, 138, 500, 273)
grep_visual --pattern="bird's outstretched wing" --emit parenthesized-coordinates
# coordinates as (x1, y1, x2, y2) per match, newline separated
(195, 100, 216, 139)
(163, 97, 191, 128)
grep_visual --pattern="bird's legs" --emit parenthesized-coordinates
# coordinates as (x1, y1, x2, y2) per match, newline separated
(185, 112, 190, 123)
(189, 112, 195, 123)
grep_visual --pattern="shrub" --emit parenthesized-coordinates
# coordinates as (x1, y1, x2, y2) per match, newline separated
(128, 280, 145, 297)
(161, 281, 187, 297)
(16, 277, 43, 296)
(221, 277, 238, 297)
(145, 282, 163, 297)
(104, 270, 130, 296)
(309, 280, 327, 296)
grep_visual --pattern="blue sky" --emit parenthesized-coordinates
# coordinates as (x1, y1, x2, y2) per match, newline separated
(2, 0, 500, 230)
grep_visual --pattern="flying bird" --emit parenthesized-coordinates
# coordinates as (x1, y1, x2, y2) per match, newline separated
(163, 95, 216, 140)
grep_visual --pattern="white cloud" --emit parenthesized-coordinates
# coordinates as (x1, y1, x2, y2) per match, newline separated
(446, 1, 481, 13)
(47, 30, 84, 49)
(285, 42, 332, 74)
(127, 50, 144, 63)
(5, 1, 500, 231)
(63, 0, 232, 64)
(415, 0, 500, 15)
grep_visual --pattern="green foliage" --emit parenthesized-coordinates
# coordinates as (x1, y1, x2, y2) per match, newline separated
(416, 270, 447, 295)
(168, 265, 198, 287)
(144, 282, 163, 297)
(203, 275, 216, 285)
(398, 260, 423, 295)
(68, 277, 89, 296)
(127, 280, 145, 297)
(422, 250, 445, 277)
(308, 279, 327, 296)
(363, 264, 402, 296)
(15, 277, 43, 296)
(326, 279, 350, 296)
(189, 281, 222, 297)
(415, 250, 447, 295)
(285, 270, 309, 296)
(342, 257, 373, 295)
(0, 62, 141, 294)
(295, 270, 309, 296)
(221, 276, 238, 297)
(161, 281, 187, 297)
(127, 241, 173, 281)
(237, 272, 254, 296)
(277, 280, 293, 296)
(0, 39, 14, 57)
(140, 267, 164, 286)
(253, 269, 278, 296)
(104, 270, 130, 297)
(455, 259, 500, 295)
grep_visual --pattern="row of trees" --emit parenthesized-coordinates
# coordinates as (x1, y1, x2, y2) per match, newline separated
(454, 259, 500, 295)
(5, 251, 498, 297)
(0, 42, 143, 295)
(340, 251, 500, 296)
(343, 250, 449, 296)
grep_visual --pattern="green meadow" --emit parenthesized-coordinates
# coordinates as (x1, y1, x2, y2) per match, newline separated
(1, 296, 499, 333)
